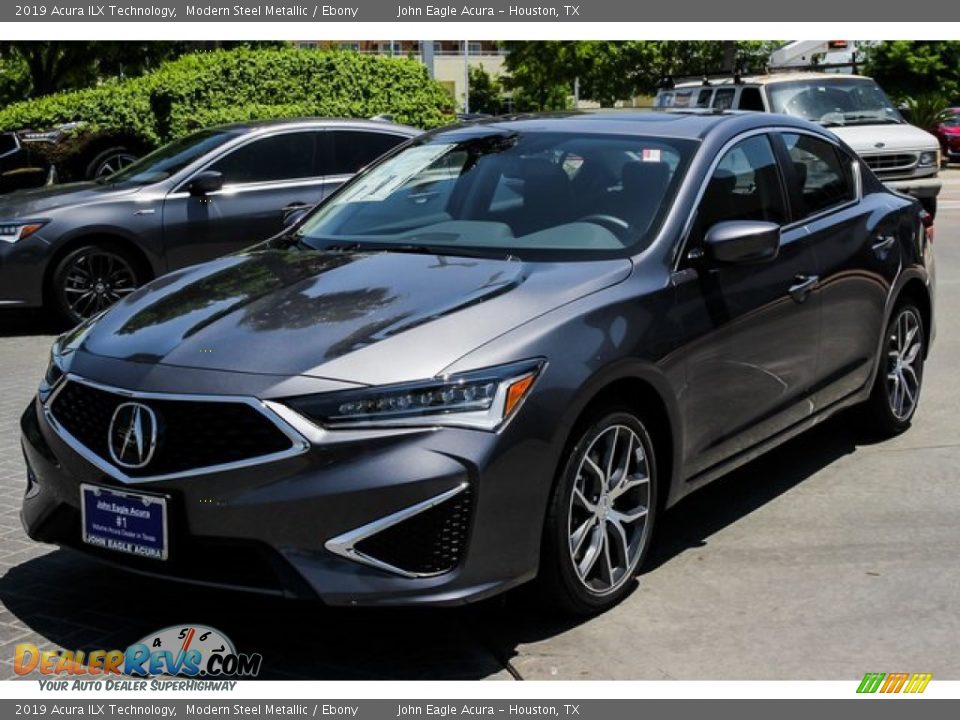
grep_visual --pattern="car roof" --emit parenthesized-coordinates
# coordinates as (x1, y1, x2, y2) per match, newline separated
(670, 72, 874, 89)
(211, 117, 422, 136)
(423, 110, 820, 142)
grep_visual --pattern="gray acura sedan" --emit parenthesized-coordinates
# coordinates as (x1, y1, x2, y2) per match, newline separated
(0, 118, 419, 324)
(20, 111, 934, 614)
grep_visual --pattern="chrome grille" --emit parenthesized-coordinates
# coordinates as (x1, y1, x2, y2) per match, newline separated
(861, 152, 918, 175)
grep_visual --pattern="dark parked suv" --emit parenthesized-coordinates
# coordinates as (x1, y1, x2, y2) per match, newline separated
(21, 112, 934, 614)
(0, 119, 419, 323)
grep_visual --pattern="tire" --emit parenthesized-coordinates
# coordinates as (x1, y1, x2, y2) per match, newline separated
(84, 145, 140, 180)
(920, 197, 937, 219)
(539, 408, 658, 615)
(49, 242, 144, 326)
(862, 302, 926, 437)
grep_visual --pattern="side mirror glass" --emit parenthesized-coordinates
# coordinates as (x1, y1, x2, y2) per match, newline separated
(187, 170, 224, 196)
(703, 220, 781, 264)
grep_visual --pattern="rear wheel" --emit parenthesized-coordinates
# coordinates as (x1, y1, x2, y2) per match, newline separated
(540, 408, 657, 615)
(50, 242, 143, 325)
(862, 303, 925, 437)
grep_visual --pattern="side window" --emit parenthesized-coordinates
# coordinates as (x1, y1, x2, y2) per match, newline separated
(209, 132, 317, 185)
(322, 131, 407, 176)
(694, 134, 787, 240)
(696, 89, 713, 108)
(738, 87, 764, 111)
(713, 88, 736, 110)
(783, 133, 856, 218)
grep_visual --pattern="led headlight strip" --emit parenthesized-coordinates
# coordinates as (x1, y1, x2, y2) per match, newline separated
(284, 359, 544, 431)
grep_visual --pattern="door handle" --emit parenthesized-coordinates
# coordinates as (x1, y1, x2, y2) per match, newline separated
(872, 235, 896, 253)
(789, 274, 819, 303)
(282, 202, 309, 212)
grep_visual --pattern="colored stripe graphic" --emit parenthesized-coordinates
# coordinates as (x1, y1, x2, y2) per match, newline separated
(857, 672, 932, 694)
(857, 673, 885, 693)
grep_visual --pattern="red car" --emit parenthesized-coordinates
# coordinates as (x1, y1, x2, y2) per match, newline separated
(933, 108, 960, 165)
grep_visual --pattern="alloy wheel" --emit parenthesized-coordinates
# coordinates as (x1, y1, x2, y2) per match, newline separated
(886, 307, 924, 421)
(567, 424, 652, 596)
(62, 250, 138, 319)
(94, 151, 138, 179)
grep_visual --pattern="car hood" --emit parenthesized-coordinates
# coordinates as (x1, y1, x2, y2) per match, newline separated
(0, 181, 140, 217)
(76, 248, 632, 385)
(831, 123, 938, 152)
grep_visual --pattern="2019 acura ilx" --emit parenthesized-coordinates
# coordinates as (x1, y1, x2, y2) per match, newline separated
(20, 111, 934, 613)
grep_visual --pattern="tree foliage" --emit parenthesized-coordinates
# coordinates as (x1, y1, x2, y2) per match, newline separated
(501, 41, 782, 108)
(467, 64, 505, 115)
(0, 41, 286, 104)
(863, 41, 960, 102)
(0, 47, 456, 142)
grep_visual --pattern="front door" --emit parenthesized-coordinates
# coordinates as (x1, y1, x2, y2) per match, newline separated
(674, 133, 821, 477)
(161, 129, 332, 270)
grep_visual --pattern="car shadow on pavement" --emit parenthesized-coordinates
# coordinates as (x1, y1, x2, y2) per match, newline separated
(0, 412, 881, 681)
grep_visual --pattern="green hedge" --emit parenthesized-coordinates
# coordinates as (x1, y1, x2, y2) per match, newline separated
(0, 47, 456, 144)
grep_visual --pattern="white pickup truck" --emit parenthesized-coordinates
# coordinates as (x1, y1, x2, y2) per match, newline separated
(654, 73, 942, 216)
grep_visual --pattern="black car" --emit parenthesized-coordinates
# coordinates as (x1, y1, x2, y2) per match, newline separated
(0, 118, 420, 323)
(0, 122, 148, 194)
(21, 111, 934, 614)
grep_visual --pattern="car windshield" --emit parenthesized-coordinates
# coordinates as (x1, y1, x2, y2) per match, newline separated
(295, 130, 696, 259)
(942, 112, 960, 127)
(99, 129, 237, 187)
(768, 78, 904, 127)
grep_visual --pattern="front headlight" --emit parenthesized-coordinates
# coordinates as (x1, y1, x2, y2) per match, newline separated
(284, 359, 544, 431)
(918, 150, 938, 167)
(0, 222, 45, 244)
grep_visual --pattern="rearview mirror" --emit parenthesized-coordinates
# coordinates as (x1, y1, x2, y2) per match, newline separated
(187, 170, 224, 196)
(704, 220, 780, 264)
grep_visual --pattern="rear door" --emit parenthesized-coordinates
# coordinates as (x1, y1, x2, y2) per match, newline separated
(775, 131, 894, 408)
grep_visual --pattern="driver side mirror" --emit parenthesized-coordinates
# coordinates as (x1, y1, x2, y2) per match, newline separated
(186, 170, 224, 196)
(704, 220, 781, 264)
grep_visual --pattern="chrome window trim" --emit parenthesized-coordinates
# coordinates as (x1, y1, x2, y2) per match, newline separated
(172, 127, 415, 195)
(324, 482, 469, 579)
(672, 125, 863, 270)
(43, 374, 310, 485)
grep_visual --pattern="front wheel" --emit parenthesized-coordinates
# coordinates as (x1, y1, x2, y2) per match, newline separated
(862, 303, 926, 437)
(50, 242, 143, 325)
(540, 409, 657, 615)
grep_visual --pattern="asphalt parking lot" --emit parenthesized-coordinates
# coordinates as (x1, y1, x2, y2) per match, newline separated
(1, 170, 959, 682)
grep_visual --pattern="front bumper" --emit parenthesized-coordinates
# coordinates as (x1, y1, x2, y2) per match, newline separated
(883, 177, 942, 200)
(19, 378, 551, 606)
(0, 233, 50, 307)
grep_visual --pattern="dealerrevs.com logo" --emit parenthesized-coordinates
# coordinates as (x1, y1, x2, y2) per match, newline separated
(14, 624, 262, 686)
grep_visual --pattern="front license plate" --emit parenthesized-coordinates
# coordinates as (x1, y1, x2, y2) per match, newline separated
(80, 484, 168, 561)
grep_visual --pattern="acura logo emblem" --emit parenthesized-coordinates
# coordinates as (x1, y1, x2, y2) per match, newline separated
(108, 402, 158, 469)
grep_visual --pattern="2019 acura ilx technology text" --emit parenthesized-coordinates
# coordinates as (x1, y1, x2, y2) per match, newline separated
(20, 112, 934, 614)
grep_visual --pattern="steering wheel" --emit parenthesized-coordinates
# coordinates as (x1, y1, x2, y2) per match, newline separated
(576, 214, 632, 241)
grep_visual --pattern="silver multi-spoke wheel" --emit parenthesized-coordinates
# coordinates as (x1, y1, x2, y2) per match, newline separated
(886, 307, 923, 421)
(93, 151, 138, 179)
(567, 424, 652, 596)
(61, 249, 139, 320)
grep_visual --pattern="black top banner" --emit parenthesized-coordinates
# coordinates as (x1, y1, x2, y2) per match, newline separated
(3, 0, 952, 22)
